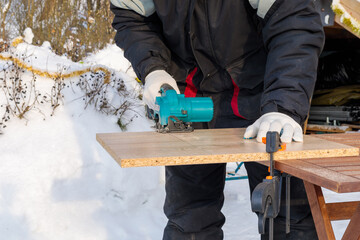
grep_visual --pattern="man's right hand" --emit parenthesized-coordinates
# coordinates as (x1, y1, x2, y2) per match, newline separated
(143, 70, 180, 110)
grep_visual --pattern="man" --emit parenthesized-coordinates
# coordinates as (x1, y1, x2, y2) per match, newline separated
(110, 1, 324, 239)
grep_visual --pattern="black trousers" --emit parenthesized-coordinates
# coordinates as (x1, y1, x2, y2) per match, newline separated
(163, 163, 318, 240)
(162, 91, 317, 239)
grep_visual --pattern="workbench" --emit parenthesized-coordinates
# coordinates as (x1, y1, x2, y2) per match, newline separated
(274, 133, 360, 240)
(96, 129, 360, 239)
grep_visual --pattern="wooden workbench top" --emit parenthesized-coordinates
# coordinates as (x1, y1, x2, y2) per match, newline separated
(275, 133, 360, 193)
(96, 128, 359, 168)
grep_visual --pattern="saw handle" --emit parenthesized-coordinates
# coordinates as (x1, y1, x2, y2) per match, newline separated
(146, 84, 175, 121)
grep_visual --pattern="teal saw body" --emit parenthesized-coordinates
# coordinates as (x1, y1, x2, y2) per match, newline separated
(152, 87, 214, 132)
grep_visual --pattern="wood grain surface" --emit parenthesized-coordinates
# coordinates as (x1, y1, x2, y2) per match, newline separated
(334, 0, 360, 39)
(275, 133, 360, 193)
(96, 128, 359, 168)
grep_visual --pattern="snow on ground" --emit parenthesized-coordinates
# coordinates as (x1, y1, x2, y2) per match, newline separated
(0, 42, 359, 240)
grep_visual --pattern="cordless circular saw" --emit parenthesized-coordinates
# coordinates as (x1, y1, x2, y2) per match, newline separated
(146, 84, 214, 133)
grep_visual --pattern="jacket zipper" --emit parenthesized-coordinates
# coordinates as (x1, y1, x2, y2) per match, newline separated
(188, 0, 219, 80)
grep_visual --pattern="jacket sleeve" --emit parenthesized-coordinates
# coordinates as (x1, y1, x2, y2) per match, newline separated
(256, 0, 325, 124)
(110, 3, 171, 81)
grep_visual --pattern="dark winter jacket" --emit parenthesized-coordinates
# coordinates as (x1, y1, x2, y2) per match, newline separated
(110, 0, 324, 124)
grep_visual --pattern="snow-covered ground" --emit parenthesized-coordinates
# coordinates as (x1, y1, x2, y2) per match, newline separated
(0, 41, 359, 240)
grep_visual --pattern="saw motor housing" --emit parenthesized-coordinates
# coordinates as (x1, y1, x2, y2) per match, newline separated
(148, 85, 214, 133)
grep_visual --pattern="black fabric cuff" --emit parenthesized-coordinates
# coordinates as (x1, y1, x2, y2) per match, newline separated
(261, 101, 303, 125)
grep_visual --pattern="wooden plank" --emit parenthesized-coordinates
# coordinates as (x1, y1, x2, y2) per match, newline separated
(334, 3, 360, 38)
(324, 24, 358, 39)
(316, 133, 360, 148)
(275, 160, 360, 193)
(96, 128, 359, 168)
(346, 171, 360, 177)
(315, 133, 360, 140)
(327, 201, 360, 221)
(342, 203, 360, 240)
(338, 140, 360, 149)
(341, 0, 360, 21)
(307, 124, 351, 133)
(304, 181, 335, 240)
(309, 162, 360, 168)
(342, 124, 360, 130)
(315, 133, 360, 139)
(329, 166, 360, 172)
(305, 156, 360, 167)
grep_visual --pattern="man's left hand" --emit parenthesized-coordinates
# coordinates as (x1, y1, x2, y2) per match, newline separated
(244, 112, 303, 143)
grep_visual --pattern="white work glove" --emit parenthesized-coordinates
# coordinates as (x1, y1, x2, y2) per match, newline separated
(143, 70, 180, 110)
(244, 112, 303, 143)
